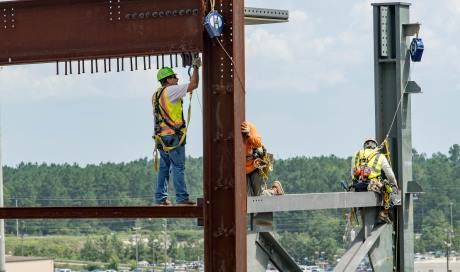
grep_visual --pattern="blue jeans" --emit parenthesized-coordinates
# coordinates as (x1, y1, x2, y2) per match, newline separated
(155, 134, 189, 204)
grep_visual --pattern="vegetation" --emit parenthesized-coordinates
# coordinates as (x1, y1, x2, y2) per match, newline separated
(3, 145, 460, 264)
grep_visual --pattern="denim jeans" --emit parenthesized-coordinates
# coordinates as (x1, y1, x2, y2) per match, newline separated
(155, 134, 189, 204)
(247, 171, 273, 196)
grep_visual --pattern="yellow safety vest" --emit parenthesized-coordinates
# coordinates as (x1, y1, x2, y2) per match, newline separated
(154, 87, 185, 136)
(352, 148, 385, 180)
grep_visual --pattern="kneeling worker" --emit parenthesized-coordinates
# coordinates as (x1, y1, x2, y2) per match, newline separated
(351, 138, 400, 223)
(242, 121, 284, 196)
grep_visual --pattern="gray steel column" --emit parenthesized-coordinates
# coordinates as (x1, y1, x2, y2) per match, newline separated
(372, 2, 414, 271)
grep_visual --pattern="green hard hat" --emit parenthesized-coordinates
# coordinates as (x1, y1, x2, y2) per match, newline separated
(157, 67, 176, 81)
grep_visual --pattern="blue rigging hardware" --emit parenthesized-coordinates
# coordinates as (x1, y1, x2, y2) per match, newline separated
(204, 10, 224, 38)
(410, 38, 424, 62)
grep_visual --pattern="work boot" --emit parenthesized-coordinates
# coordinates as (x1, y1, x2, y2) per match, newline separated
(378, 210, 392, 224)
(271, 180, 285, 195)
(176, 199, 196, 206)
(157, 198, 172, 206)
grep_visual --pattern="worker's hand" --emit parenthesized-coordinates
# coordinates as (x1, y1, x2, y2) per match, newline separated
(192, 55, 202, 68)
(241, 121, 250, 135)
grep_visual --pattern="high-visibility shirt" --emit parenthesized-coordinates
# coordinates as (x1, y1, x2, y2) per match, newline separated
(352, 148, 385, 180)
(244, 122, 262, 174)
(153, 86, 185, 136)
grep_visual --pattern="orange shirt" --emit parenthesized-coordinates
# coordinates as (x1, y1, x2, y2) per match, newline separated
(244, 122, 262, 174)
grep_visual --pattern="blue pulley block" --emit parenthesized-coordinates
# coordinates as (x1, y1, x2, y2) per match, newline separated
(204, 10, 224, 38)
(410, 37, 424, 62)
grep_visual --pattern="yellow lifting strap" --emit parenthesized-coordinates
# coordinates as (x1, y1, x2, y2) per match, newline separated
(153, 93, 193, 172)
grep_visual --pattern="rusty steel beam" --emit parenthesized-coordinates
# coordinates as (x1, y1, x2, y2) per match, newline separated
(202, 0, 246, 271)
(0, 206, 203, 219)
(0, 0, 204, 65)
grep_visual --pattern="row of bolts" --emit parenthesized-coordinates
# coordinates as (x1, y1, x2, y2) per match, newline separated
(56, 54, 184, 75)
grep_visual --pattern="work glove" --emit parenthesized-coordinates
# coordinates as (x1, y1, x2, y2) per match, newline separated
(390, 187, 401, 206)
(192, 55, 202, 68)
(241, 121, 250, 135)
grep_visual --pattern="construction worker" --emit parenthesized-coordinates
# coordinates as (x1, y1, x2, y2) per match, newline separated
(351, 138, 400, 223)
(152, 56, 201, 206)
(242, 121, 284, 196)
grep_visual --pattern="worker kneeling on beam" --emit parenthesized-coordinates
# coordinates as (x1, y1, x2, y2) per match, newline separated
(351, 138, 401, 223)
(242, 121, 284, 196)
(152, 56, 201, 206)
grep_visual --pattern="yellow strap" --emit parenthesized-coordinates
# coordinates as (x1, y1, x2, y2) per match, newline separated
(384, 138, 392, 166)
(154, 146, 159, 172)
(153, 93, 193, 172)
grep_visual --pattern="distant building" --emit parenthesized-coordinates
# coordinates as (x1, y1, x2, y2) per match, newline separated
(6, 256, 54, 272)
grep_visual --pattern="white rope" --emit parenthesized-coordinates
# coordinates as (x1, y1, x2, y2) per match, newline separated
(210, 0, 215, 11)
(216, 38, 246, 94)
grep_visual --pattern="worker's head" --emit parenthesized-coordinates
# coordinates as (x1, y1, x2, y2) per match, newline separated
(363, 138, 378, 149)
(157, 67, 178, 86)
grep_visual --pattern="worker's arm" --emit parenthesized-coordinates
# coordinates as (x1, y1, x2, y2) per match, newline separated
(187, 66, 199, 93)
(242, 121, 262, 147)
(187, 55, 201, 93)
(381, 157, 398, 189)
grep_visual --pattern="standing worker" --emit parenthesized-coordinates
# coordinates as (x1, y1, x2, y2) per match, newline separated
(152, 56, 201, 206)
(242, 121, 284, 196)
(351, 138, 400, 223)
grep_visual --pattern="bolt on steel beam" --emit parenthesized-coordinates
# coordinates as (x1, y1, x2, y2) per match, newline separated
(0, 0, 204, 65)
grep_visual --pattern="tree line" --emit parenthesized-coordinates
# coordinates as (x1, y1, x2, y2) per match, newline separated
(3, 145, 460, 263)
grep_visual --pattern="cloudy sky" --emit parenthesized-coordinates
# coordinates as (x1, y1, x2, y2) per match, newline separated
(0, 0, 458, 166)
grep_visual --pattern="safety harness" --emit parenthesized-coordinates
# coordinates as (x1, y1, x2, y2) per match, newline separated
(246, 146, 273, 180)
(152, 86, 192, 172)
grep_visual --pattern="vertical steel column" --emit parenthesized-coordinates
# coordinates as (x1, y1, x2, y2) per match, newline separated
(373, 2, 414, 271)
(203, 0, 246, 271)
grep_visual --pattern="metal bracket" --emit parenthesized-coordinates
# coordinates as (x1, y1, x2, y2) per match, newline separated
(250, 212, 273, 232)
(405, 80, 422, 94)
(403, 23, 421, 37)
(406, 180, 423, 194)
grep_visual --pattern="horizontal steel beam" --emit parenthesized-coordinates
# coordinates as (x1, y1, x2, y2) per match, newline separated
(0, 206, 203, 219)
(248, 192, 385, 213)
(244, 7, 289, 25)
(0, 0, 204, 65)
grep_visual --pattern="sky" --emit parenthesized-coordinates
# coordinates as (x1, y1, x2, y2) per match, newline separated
(0, 0, 459, 166)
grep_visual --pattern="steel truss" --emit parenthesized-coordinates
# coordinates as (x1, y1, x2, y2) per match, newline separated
(0, 1, 420, 271)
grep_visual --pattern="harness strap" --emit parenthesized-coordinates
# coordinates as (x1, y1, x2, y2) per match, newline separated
(153, 92, 193, 172)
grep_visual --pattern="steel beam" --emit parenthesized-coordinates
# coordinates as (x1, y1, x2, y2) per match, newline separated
(202, 0, 246, 271)
(247, 192, 385, 214)
(0, 0, 204, 65)
(256, 232, 302, 272)
(0, 206, 203, 219)
(244, 7, 289, 25)
(335, 224, 387, 272)
(373, 2, 415, 271)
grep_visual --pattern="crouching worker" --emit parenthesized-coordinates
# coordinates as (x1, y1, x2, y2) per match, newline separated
(242, 121, 284, 196)
(351, 138, 401, 223)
